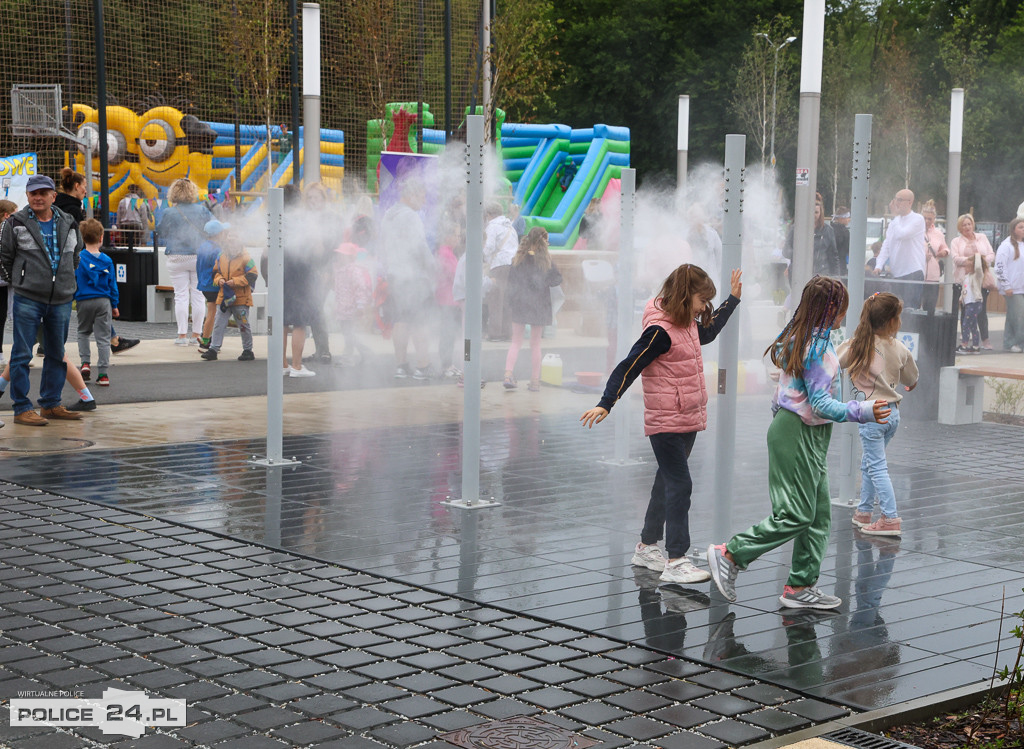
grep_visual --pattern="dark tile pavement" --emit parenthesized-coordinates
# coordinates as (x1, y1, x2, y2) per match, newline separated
(0, 488, 845, 748)
(0, 392, 1020, 728)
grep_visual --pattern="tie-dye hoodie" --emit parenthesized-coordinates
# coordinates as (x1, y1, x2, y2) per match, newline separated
(771, 333, 876, 426)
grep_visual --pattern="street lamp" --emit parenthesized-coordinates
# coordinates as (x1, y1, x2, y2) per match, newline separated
(756, 33, 797, 171)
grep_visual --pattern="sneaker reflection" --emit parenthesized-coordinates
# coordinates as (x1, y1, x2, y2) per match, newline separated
(633, 567, 709, 652)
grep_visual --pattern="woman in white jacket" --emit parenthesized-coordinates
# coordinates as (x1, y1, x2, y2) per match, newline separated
(995, 218, 1024, 352)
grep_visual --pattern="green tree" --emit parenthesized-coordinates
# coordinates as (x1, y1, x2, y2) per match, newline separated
(730, 15, 798, 172)
(486, 0, 561, 124)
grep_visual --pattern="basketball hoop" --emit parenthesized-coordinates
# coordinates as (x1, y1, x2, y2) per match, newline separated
(10, 84, 65, 138)
(11, 83, 95, 218)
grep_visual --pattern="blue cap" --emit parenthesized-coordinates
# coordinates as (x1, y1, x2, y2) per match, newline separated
(26, 175, 56, 192)
(205, 219, 231, 236)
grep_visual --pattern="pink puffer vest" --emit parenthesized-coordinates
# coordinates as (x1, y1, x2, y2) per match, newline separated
(640, 299, 707, 436)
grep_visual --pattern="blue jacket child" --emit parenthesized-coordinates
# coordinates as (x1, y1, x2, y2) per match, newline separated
(75, 249, 119, 308)
(75, 233, 120, 381)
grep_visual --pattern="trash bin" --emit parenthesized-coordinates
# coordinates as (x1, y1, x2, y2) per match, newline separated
(107, 248, 157, 321)
(897, 293, 958, 422)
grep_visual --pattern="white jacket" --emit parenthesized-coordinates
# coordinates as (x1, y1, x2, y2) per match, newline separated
(995, 237, 1024, 294)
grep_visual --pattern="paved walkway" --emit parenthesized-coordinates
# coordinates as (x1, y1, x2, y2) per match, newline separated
(0, 319, 1021, 747)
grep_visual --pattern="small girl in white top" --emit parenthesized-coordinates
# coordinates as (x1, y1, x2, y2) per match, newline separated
(995, 217, 1024, 352)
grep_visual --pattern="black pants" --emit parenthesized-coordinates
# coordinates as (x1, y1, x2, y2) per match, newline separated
(895, 270, 925, 310)
(642, 432, 697, 559)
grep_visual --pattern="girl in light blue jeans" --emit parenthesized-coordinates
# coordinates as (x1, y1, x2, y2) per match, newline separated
(837, 292, 919, 537)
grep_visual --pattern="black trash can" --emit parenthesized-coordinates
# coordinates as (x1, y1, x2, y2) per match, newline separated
(897, 302, 957, 421)
(107, 248, 157, 322)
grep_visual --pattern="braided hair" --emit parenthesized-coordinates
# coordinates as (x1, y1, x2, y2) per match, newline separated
(767, 275, 849, 378)
(655, 263, 717, 328)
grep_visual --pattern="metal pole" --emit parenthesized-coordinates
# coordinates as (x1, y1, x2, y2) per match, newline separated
(790, 0, 825, 298)
(416, 0, 425, 153)
(482, 0, 491, 140)
(676, 96, 688, 207)
(712, 134, 745, 546)
(64, 0, 74, 155)
(302, 3, 321, 186)
(444, 0, 453, 142)
(445, 116, 498, 509)
(836, 114, 872, 507)
(946, 89, 964, 250)
(289, 0, 300, 185)
(84, 144, 94, 220)
(607, 168, 641, 465)
(93, 0, 110, 230)
(251, 188, 298, 468)
(769, 46, 779, 170)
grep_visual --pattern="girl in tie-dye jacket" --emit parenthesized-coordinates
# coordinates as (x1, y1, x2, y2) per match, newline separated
(708, 276, 890, 611)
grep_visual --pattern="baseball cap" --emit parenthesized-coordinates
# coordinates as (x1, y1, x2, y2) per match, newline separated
(205, 219, 231, 236)
(25, 175, 56, 193)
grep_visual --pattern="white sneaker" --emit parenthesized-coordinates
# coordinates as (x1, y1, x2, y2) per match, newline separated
(659, 557, 711, 585)
(174, 338, 190, 346)
(289, 366, 316, 378)
(631, 543, 667, 571)
(1011, 345, 1023, 353)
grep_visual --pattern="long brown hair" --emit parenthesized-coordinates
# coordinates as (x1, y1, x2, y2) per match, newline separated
(513, 226, 551, 270)
(655, 264, 717, 328)
(1008, 217, 1024, 260)
(845, 292, 902, 382)
(767, 275, 849, 377)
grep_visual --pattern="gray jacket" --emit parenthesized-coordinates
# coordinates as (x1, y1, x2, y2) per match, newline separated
(0, 205, 82, 305)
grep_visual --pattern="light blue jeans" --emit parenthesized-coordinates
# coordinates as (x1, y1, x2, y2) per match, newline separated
(858, 406, 901, 518)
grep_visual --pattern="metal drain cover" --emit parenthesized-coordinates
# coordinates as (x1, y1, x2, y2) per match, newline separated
(0, 436, 94, 453)
(440, 716, 598, 749)
(824, 727, 922, 749)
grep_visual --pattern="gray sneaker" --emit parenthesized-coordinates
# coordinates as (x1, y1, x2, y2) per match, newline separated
(707, 544, 738, 602)
(779, 585, 842, 610)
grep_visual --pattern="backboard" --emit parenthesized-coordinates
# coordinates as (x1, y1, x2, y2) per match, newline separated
(10, 84, 64, 137)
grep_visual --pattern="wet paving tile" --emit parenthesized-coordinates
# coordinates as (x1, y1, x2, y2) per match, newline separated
(1, 400, 1021, 714)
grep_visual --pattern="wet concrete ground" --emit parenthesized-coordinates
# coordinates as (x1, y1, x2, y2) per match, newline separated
(0, 329, 1020, 718)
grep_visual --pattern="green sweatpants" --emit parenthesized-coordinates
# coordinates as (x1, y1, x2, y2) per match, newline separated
(726, 408, 834, 588)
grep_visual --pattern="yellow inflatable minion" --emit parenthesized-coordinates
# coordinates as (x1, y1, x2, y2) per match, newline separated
(137, 106, 216, 191)
(72, 104, 149, 205)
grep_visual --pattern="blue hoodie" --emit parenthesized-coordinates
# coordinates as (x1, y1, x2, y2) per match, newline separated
(75, 249, 119, 307)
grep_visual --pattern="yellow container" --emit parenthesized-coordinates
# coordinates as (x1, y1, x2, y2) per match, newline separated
(541, 353, 563, 386)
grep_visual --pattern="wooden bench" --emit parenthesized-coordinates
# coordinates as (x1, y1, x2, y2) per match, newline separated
(938, 366, 1024, 425)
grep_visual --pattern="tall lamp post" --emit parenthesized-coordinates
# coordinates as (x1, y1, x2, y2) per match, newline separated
(756, 33, 797, 172)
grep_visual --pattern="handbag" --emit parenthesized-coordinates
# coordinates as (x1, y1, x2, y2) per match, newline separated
(983, 267, 998, 291)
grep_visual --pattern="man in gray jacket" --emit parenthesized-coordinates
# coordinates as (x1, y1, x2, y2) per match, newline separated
(0, 174, 83, 425)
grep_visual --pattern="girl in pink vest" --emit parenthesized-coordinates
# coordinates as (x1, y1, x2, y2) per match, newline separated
(707, 276, 890, 610)
(581, 264, 742, 585)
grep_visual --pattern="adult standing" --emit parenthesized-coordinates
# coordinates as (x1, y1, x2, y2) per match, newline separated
(874, 189, 926, 309)
(995, 217, 1024, 352)
(831, 206, 851, 266)
(0, 175, 83, 425)
(920, 200, 949, 313)
(380, 179, 437, 379)
(302, 183, 337, 364)
(117, 184, 153, 248)
(156, 178, 213, 345)
(950, 213, 996, 350)
(482, 203, 518, 341)
(56, 168, 87, 225)
(812, 201, 841, 278)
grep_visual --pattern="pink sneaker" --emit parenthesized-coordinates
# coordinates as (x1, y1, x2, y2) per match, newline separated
(860, 516, 901, 536)
(851, 511, 872, 528)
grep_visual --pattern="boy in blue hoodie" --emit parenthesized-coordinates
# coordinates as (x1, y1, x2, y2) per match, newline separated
(75, 219, 119, 386)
